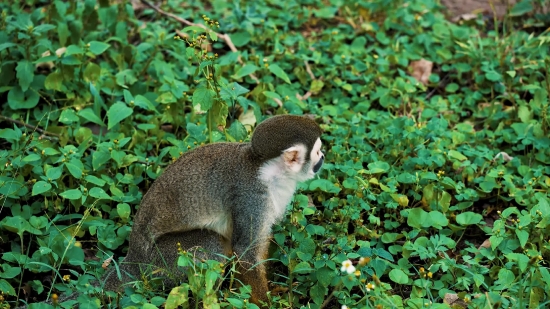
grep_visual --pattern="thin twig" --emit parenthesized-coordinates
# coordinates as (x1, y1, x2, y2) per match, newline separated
(140, 0, 260, 84)
(304, 60, 315, 80)
(0, 115, 60, 138)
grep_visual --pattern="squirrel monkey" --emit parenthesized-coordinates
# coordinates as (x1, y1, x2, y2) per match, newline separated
(103, 114, 324, 305)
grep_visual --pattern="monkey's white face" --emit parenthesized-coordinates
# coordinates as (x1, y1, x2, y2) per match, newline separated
(258, 137, 324, 183)
(280, 137, 324, 182)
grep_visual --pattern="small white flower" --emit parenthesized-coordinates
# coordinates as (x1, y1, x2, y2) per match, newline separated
(366, 282, 376, 292)
(342, 306, 349, 309)
(340, 259, 356, 274)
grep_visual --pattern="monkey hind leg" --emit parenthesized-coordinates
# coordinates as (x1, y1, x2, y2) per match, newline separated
(149, 229, 231, 288)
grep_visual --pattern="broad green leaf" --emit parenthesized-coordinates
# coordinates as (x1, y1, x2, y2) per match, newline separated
(0, 264, 21, 279)
(92, 150, 110, 170)
(367, 161, 390, 174)
(16, 60, 34, 91)
(107, 102, 133, 130)
(515, 229, 529, 248)
(22, 154, 41, 162)
(165, 286, 189, 309)
(65, 45, 85, 55)
(115, 69, 137, 87)
(44, 71, 64, 91)
(117, 203, 131, 220)
(407, 208, 430, 229)
(227, 120, 247, 142)
(8, 86, 40, 110)
(1, 216, 30, 236)
(0, 43, 17, 52)
(60, 189, 82, 200)
(88, 41, 110, 55)
(134, 95, 158, 113)
(59, 109, 79, 124)
(518, 105, 532, 123)
(78, 108, 105, 126)
(456, 212, 483, 225)
(32, 181, 52, 196)
(233, 64, 259, 79)
(510, 0, 533, 16)
(89, 187, 111, 200)
(448, 150, 467, 161)
(182, 26, 206, 34)
(292, 261, 313, 273)
(268, 64, 291, 84)
(389, 269, 409, 284)
(0, 279, 16, 296)
(65, 161, 83, 179)
(83, 62, 101, 82)
(309, 179, 342, 194)
(505, 252, 529, 272)
(192, 87, 216, 111)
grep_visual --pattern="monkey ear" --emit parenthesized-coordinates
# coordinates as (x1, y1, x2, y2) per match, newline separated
(282, 145, 306, 173)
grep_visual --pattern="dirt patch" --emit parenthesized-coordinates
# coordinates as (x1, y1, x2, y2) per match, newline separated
(441, 0, 515, 17)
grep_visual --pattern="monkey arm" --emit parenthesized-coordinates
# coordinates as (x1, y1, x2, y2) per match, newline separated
(230, 200, 272, 306)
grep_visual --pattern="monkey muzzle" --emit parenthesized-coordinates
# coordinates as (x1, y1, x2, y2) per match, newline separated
(313, 154, 324, 173)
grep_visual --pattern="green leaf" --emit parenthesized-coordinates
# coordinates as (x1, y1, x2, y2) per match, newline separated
(485, 71, 502, 82)
(65, 161, 83, 179)
(107, 102, 133, 130)
(166, 286, 189, 309)
(22, 154, 41, 162)
(268, 64, 291, 84)
(389, 269, 409, 284)
(456, 212, 483, 225)
(515, 229, 529, 248)
(134, 95, 159, 113)
(115, 69, 137, 87)
(233, 64, 259, 79)
(89, 187, 111, 200)
(83, 62, 101, 82)
(229, 31, 251, 47)
(46, 166, 63, 180)
(0, 279, 16, 296)
(0, 43, 17, 52)
(429, 210, 449, 228)
(88, 41, 110, 55)
(227, 120, 247, 142)
(16, 60, 34, 91)
(407, 208, 429, 229)
(65, 45, 85, 56)
(448, 150, 467, 161)
(60, 189, 82, 200)
(156, 92, 177, 104)
(1, 216, 30, 236)
(92, 150, 110, 170)
(44, 71, 64, 91)
(510, 0, 533, 16)
(32, 181, 51, 196)
(59, 109, 79, 124)
(518, 105, 532, 123)
(309, 179, 342, 194)
(117, 203, 131, 220)
(505, 253, 529, 272)
(367, 161, 390, 174)
(0, 264, 21, 279)
(8, 86, 39, 110)
(78, 108, 105, 126)
(182, 26, 206, 34)
(32, 24, 56, 34)
(292, 261, 313, 273)
(192, 87, 216, 111)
